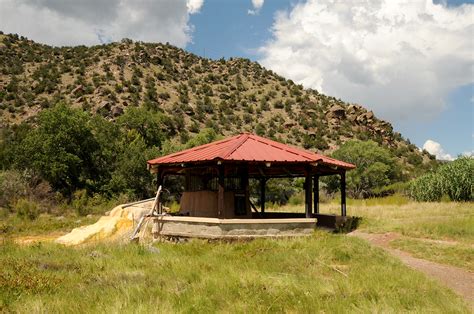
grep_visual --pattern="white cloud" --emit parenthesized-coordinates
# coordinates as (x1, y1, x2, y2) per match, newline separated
(423, 139, 454, 160)
(248, 0, 264, 15)
(187, 0, 204, 14)
(0, 0, 203, 47)
(259, 0, 473, 123)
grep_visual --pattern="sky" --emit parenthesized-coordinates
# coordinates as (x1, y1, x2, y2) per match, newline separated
(0, 0, 472, 160)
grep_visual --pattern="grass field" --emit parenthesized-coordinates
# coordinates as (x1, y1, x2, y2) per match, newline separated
(270, 196, 474, 272)
(0, 197, 472, 312)
(0, 233, 469, 313)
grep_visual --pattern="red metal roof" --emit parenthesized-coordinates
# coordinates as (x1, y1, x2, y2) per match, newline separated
(148, 133, 355, 169)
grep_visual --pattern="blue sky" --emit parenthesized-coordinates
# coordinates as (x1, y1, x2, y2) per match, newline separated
(0, 0, 472, 159)
(187, 0, 473, 159)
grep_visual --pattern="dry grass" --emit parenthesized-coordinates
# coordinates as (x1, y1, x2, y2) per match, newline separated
(0, 197, 472, 311)
(0, 233, 469, 313)
(270, 197, 474, 272)
(270, 197, 474, 242)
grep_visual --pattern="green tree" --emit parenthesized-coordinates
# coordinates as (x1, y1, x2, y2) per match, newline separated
(106, 131, 160, 199)
(117, 107, 165, 147)
(325, 140, 401, 198)
(185, 128, 220, 148)
(88, 115, 122, 194)
(0, 123, 31, 170)
(15, 103, 100, 196)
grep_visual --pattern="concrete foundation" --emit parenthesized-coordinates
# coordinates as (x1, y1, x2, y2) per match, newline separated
(152, 216, 317, 239)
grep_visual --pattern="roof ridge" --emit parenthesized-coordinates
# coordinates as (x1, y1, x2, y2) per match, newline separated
(222, 133, 249, 159)
(248, 134, 318, 161)
(147, 134, 239, 163)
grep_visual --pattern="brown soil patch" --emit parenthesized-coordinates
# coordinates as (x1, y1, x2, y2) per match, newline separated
(13, 233, 65, 245)
(350, 231, 474, 309)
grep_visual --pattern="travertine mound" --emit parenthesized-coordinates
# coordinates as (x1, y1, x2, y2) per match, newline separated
(55, 199, 154, 246)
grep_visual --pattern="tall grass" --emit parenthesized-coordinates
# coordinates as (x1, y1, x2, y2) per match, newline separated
(0, 234, 468, 312)
(390, 238, 474, 272)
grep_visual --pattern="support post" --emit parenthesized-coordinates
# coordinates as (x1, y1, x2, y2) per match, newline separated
(243, 166, 250, 215)
(260, 178, 266, 213)
(156, 167, 162, 189)
(313, 175, 319, 214)
(341, 171, 346, 217)
(218, 165, 225, 218)
(305, 169, 313, 218)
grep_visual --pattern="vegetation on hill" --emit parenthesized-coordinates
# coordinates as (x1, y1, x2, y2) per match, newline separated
(0, 31, 455, 214)
(0, 32, 433, 164)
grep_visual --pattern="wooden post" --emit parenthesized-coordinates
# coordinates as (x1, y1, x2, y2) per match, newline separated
(156, 167, 162, 189)
(218, 165, 225, 218)
(260, 178, 266, 213)
(243, 166, 250, 215)
(341, 171, 346, 217)
(313, 175, 319, 214)
(305, 169, 313, 218)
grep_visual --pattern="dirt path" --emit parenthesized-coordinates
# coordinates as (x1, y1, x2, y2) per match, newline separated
(350, 231, 474, 308)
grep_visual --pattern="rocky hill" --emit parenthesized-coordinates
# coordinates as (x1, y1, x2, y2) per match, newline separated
(0, 32, 433, 174)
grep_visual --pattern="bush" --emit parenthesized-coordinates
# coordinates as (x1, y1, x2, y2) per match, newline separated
(409, 157, 473, 202)
(325, 140, 401, 198)
(14, 103, 101, 196)
(288, 193, 304, 206)
(15, 198, 40, 220)
(72, 189, 90, 216)
(438, 157, 473, 201)
(408, 173, 443, 202)
(0, 170, 28, 208)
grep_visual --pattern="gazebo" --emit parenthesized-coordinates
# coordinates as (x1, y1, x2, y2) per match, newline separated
(146, 133, 355, 239)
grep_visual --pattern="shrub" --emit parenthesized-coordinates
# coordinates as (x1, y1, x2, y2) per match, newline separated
(15, 198, 40, 220)
(325, 140, 401, 198)
(0, 170, 29, 208)
(409, 157, 473, 202)
(72, 189, 90, 216)
(408, 173, 443, 202)
(288, 193, 304, 206)
(14, 103, 101, 196)
(438, 157, 473, 201)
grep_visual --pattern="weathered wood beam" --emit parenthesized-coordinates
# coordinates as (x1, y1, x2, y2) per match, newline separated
(305, 168, 313, 218)
(260, 178, 266, 213)
(313, 175, 319, 214)
(243, 165, 250, 215)
(217, 165, 225, 218)
(341, 171, 346, 217)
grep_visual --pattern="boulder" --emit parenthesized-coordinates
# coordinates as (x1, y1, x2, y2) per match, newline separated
(356, 111, 374, 124)
(184, 107, 195, 116)
(111, 106, 124, 117)
(347, 104, 357, 114)
(327, 104, 345, 118)
(71, 85, 83, 95)
(347, 113, 358, 122)
(96, 101, 112, 116)
(284, 121, 295, 128)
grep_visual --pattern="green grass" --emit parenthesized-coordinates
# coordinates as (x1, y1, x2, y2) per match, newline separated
(0, 213, 99, 238)
(0, 233, 469, 313)
(346, 194, 410, 206)
(270, 198, 474, 242)
(271, 199, 474, 275)
(318, 199, 474, 242)
(390, 238, 474, 272)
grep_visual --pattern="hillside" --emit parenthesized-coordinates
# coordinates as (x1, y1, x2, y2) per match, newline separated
(0, 32, 433, 173)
